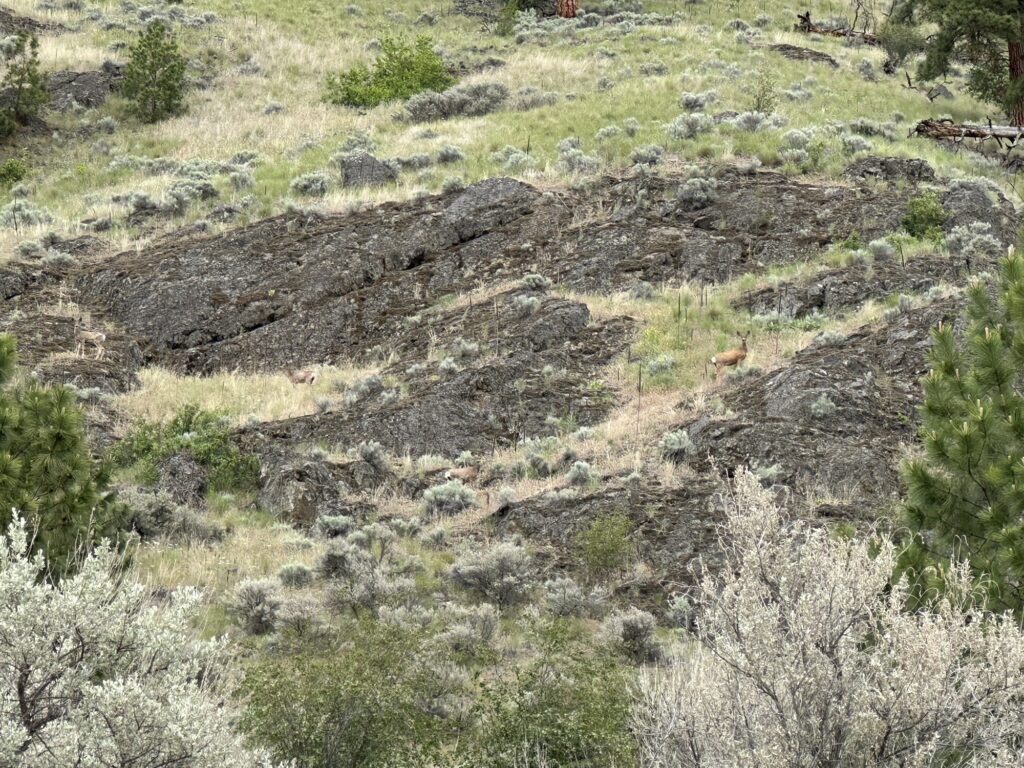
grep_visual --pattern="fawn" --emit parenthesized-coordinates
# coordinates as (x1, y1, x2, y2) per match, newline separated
(74, 317, 106, 360)
(288, 369, 317, 385)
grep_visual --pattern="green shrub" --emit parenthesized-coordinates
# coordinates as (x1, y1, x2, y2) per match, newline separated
(121, 21, 187, 123)
(0, 33, 47, 137)
(902, 192, 947, 240)
(0, 335, 125, 574)
(878, 20, 926, 68)
(242, 623, 456, 768)
(111, 404, 259, 491)
(574, 512, 633, 581)
(325, 35, 455, 108)
(472, 631, 635, 768)
(0, 159, 27, 187)
(496, 0, 519, 36)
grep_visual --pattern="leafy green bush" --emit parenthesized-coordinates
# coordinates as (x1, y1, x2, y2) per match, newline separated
(121, 21, 187, 123)
(0, 159, 27, 186)
(0, 33, 47, 137)
(878, 20, 925, 68)
(902, 192, 947, 240)
(473, 630, 635, 768)
(111, 404, 259, 491)
(325, 35, 455, 108)
(0, 335, 125, 574)
(574, 512, 633, 581)
(242, 623, 456, 768)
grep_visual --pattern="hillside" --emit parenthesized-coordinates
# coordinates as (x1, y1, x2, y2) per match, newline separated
(2, 0, 1024, 764)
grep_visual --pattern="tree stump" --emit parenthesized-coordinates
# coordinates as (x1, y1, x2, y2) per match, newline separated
(557, 0, 576, 18)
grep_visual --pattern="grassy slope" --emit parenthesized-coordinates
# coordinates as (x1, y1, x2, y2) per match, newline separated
(2, 0, 1004, 255)
(8, 0, 1010, 625)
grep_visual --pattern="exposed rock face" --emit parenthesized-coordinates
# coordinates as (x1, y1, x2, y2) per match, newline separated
(155, 453, 208, 507)
(257, 453, 393, 525)
(843, 156, 936, 184)
(76, 170, 931, 376)
(495, 476, 727, 593)
(48, 64, 122, 111)
(338, 152, 398, 188)
(244, 296, 631, 458)
(0, 6, 65, 36)
(678, 300, 960, 510)
(733, 253, 974, 319)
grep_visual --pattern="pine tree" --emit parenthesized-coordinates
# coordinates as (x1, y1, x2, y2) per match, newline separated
(121, 21, 187, 123)
(901, 248, 1024, 612)
(0, 334, 124, 575)
(898, 0, 1024, 125)
(0, 33, 48, 137)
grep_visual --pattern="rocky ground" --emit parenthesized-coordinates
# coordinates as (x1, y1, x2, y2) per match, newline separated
(4, 153, 1014, 598)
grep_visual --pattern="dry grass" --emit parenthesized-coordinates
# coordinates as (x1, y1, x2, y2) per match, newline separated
(135, 522, 323, 595)
(117, 363, 381, 425)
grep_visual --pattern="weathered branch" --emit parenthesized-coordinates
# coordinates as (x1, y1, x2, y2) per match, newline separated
(911, 118, 1024, 143)
(795, 11, 880, 46)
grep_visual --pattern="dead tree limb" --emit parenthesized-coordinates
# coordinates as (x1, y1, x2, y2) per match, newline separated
(902, 71, 953, 102)
(795, 11, 880, 46)
(911, 118, 1024, 144)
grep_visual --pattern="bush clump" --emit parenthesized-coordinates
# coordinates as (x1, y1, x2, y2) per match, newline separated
(423, 480, 476, 518)
(278, 563, 314, 588)
(325, 35, 455, 108)
(543, 576, 609, 618)
(449, 541, 532, 608)
(289, 170, 331, 197)
(902, 192, 947, 239)
(230, 578, 280, 635)
(946, 222, 1001, 259)
(121, 21, 187, 123)
(575, 513, 632, 581)
(599, 607, 663, 663)
(111, 404, 260, 492)
(664, 112, 714, 140)
(658, 429, 694, 462)
(121, 486, 224, 544)
(677, 176, 718, 211)
(0, 159, 27, 187)
(403, 81, 509, 123)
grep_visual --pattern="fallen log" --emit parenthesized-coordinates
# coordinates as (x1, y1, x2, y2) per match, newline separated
(911, 118, 1024, 144)
(795, 11, 879, 46)
(768, 43, 839, 68)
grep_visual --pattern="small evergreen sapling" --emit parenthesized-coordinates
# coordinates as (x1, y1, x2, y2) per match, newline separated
(901, 250, 1024, 613)
(0, 33, 47, 137)
(121, 21, 187, 123)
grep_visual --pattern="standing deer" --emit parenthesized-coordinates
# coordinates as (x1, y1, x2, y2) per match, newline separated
(74, 317, 106, 360)
(711, 332, 749, 375)
(288, 369, 317, 385)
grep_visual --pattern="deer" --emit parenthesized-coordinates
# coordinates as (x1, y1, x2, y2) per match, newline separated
(711, 331, 749, 375)
(287, 369, 317, 385)
(74, 317, 106, 360)
(444, 465, 479, 483)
